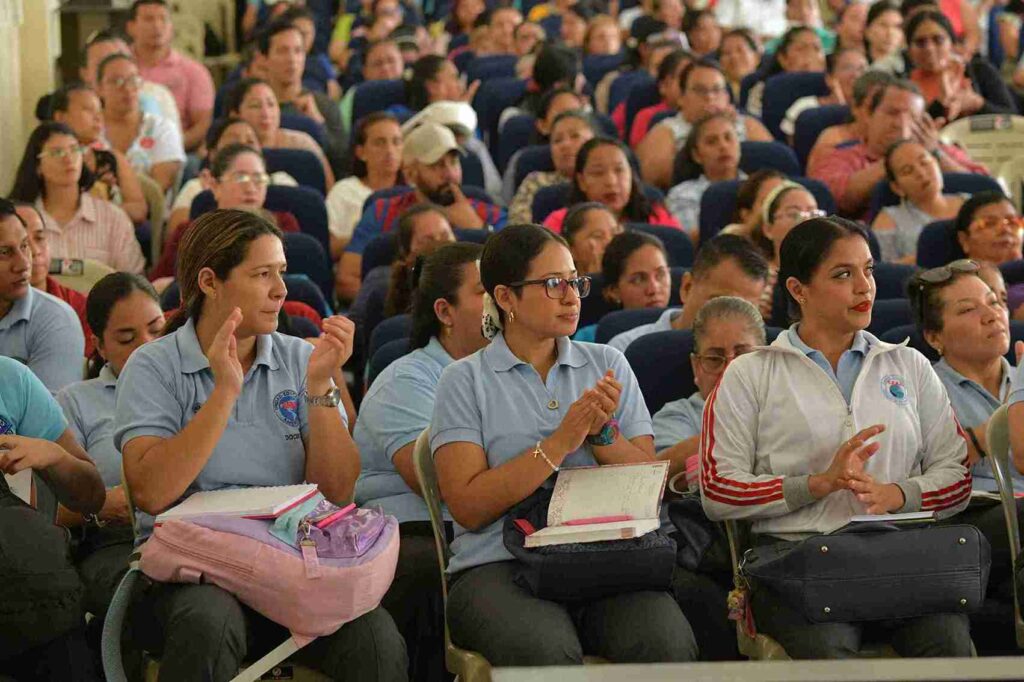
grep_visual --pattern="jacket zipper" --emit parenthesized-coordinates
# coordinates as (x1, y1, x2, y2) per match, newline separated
(152, 533, 255, 575)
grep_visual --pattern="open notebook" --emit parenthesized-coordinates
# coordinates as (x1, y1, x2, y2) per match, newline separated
(523, 461, 669, 548)
(155, 484, 319, 525)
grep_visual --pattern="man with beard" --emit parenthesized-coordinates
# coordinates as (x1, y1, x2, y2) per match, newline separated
(337, 122, 505, 301)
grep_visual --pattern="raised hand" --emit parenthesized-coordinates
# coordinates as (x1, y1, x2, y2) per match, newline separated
(460, 79, 481, 103)
(810, 424, 885, 498)
(588, 371, 622, 434)
(443, 184, 486, 229)
(307, 315, 356, 389)
(549, 393, 601, 455)
(209, 308, 244, 396)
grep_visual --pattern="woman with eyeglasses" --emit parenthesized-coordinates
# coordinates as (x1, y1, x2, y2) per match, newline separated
(225, 78, 335, 189)
(905, 10, 1014, 122)
(149, 144, 300, 282)
(952, 191, 1024, 313)
(94, 53, 184, 194)
(9, 122, 146, 274)
(871, 139, 966, 264)
(430, 224, 698, 667)
(542, 137, 680, 233)
(638, 59, 772, 190)
(911, 260, 1024, 642)
(759, 182, 824, 323)
(49, 81, 148, 225)
(702, 216, 973, 659)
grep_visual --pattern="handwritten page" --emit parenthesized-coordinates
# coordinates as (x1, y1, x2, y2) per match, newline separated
(547, 461, 669, 527)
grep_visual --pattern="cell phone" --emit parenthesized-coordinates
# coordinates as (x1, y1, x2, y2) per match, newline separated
(93, 149, 117, 180)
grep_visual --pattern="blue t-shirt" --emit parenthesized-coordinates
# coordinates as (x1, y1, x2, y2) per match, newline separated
(652, 391, 706, 453)
(787, 325, 871, 405)
(430, 333, 653, 574)
(113, 318, 346, 538)
(0, 286, 85, 393)
(355, 336, 453, 522)
(57, 365, 120, 488)
(0, 356, 66, 441)
(953, 357, 1021, 493)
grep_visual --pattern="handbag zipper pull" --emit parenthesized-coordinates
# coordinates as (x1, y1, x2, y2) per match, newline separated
(300, 520, 322, 579)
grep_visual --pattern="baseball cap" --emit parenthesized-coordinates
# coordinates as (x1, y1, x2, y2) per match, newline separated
(402, 121, 464, 165)
(401, 101, 478, 139)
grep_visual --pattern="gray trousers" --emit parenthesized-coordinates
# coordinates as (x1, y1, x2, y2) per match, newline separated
(446, 561, 699, 667)
(130, 582, 408, 682)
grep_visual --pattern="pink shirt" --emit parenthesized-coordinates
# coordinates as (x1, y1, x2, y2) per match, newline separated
(35, 194, 146, 274)
(135, 48, 214, 131)
(542, 204, 683, 233)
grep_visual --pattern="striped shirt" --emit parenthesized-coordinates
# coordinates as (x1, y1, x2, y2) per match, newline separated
(35, 194, 146, 274)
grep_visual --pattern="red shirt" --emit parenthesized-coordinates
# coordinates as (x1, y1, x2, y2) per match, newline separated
(45, 277, 93, 357)
(542, 204, 682, 234)
(150, 211, 300, 280)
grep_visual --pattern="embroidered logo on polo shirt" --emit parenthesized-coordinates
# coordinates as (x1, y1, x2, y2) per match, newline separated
(0, 416, 13, 435)
(881, 374, 909, 405)
(274, 390, 300, 427)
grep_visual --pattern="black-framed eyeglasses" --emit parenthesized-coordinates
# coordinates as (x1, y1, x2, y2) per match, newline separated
(691, 347, 754, 374)
(508, 276, 592, 300)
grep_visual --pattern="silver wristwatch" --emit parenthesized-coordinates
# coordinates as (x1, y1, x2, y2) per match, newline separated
(306, 386, 341, 408)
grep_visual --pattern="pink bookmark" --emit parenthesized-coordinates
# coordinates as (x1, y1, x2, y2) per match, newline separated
(564, 515, 634, 526)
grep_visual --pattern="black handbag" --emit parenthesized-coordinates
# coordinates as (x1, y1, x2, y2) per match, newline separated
(666, 494, 731, 575)
(502, 488, 676, 602)
(742, 522, 991, 624)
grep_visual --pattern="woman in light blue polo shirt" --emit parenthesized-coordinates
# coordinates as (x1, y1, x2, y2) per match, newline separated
(910, 260, 1024, 633)
(354, 241, 486, 682)
(113, 209, 406, 682)
(56, 273, 165, 646)
(431, 224, 698, 667)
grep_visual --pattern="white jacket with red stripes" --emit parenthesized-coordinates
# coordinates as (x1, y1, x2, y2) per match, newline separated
(699, 329, 971, 539)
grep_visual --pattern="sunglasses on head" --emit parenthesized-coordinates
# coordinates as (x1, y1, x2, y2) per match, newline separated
(911, 259, 979, 324)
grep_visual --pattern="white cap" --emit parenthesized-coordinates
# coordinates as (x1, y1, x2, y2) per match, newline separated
(402, 121, 464, 165)
(401, 101, 478, 139)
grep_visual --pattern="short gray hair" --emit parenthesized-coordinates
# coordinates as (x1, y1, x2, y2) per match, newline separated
(692, 296, 766, 352)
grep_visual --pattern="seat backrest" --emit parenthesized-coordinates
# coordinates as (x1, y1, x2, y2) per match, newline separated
(739, 141, 802, 177)
(624, 78, 661, 141)
(262, 147, 327, 196)
(282, 232, 333, 301)
(869, 173, 1003, 222)
(454, 228, 489, 244)
(583, 52, 625, 88)
(595, 308, 666, 344)
(866, 298, 912, 336)
(983, 404, 1023, 625)
(352, 79, 407, 125)
(737, 72, 761, 111)
(939, 114, 1024, 175)
(279, 113, 327, 150)
(760, 72, 830, 140)
(513, 145, 554, 189)
(609, 71, 651, 114)
(361, 233, 398, 280)
(792, 104, 850, 170)
(366, 337, 411, 388)
(465, 54, 518, 82)
(629, 223, 695, 268)
(368, 313, 412, 360)
(412, 428, 452, 576)
(531, 183, 570, 223)
(473, 77, 528, 147)
(497, 115, 537, 173)
(460, 148, 486, 190)
(872, 262, 916, 300)
(915, 219, 959, 268)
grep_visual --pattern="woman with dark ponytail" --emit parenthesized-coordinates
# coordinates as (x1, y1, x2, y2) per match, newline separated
(354, 241, 486, 680)
(56, 272, 165, 644)
(113, 208, 407, 682)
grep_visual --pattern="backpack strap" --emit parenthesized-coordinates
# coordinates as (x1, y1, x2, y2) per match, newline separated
(101, 560, 143, 682)
(231, 634, 315, 682)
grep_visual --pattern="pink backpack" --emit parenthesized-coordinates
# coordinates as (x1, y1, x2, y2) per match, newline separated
(135, 504, 399, 680)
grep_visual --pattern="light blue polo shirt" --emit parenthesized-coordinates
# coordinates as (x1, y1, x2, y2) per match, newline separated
(113, 318, 345, 539)
(57, 365, 120, 488)
(652, 391, 706, 453)
(430, 333, 654, 575)
(788, 325, 872, 404)
(354, 336, 454, 523)
(608, 307, 682, 353)
(0, 356, 66, 441)
(955, 357, 1023, 493)
(0, 287, 84, 393)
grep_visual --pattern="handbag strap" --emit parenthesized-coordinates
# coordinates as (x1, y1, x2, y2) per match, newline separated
(231, 634, 315, 682)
